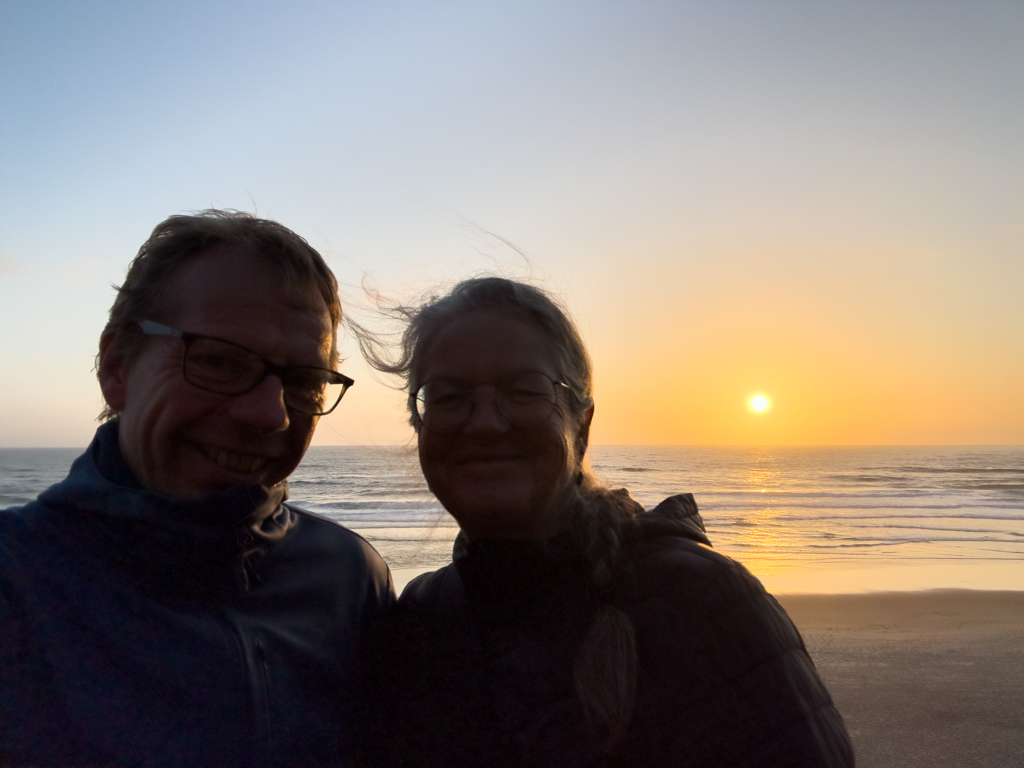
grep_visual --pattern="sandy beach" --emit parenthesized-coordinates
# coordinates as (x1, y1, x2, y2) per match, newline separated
(778, 591, 1024, 768)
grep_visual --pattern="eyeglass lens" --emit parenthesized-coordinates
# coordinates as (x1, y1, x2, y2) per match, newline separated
(184, 338, 346, 416)
(415, 372, 560, 432)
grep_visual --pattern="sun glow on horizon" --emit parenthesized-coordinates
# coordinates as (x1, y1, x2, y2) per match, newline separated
(749, 394, 771, 413)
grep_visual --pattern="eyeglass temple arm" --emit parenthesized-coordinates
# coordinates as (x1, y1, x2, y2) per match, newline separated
(138, 320, 183, 338)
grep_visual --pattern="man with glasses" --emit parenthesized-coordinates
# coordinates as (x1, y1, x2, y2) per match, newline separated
(0, 210, 394, 767)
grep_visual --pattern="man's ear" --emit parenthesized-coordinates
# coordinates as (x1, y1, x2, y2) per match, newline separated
(98, 332, 128, 413)
(575, 405, 594, 460)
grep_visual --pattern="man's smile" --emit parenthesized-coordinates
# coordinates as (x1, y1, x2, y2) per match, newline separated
(199, 444, 272, 474)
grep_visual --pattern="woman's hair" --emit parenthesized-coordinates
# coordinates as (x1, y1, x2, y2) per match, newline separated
(358, 276, 593, 424)
(357, 275, 643, 742)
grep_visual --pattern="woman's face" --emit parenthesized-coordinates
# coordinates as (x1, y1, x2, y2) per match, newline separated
(414, 308, 593, 541)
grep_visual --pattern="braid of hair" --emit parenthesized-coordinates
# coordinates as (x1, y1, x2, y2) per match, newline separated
(569, 472, 644, 745)
(573, 474, 643, 586)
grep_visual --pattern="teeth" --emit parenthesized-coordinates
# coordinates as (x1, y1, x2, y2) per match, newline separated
(205, 447, 268, 473)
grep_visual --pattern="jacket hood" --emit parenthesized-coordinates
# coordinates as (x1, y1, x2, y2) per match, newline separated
(39, 420, 295, 603)
(631, 493, 712, 548)
(447, 493, 712, 610)
(450, 492, 712, 570)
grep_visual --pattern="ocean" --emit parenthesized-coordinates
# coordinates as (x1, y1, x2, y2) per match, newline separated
(3, 445, 1022, 593)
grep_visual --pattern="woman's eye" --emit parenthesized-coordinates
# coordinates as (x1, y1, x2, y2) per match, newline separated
(505, 385, 548, 402)
(431, 392, 469, 409)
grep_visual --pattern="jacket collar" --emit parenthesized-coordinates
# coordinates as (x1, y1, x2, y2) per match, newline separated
(40, 420, 295, 604)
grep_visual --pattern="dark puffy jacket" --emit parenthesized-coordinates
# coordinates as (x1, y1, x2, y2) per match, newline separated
(0, 421, 394, 768)
(359, 495, 854, 767)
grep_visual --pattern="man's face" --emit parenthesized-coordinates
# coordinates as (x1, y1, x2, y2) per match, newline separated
(99, 247, 335, 499)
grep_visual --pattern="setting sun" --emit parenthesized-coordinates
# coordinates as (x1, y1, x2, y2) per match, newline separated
(749, 394, 771, 413)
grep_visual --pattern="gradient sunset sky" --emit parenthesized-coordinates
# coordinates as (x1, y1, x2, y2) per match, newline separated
(2, 0, 1022, 447)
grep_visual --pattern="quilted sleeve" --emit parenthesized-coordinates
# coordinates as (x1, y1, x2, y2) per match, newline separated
(620, 542, 855, 767)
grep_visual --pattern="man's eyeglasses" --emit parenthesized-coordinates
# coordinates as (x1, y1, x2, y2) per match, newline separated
(138, 321, 354, 416)
(412, 372, 571, 433)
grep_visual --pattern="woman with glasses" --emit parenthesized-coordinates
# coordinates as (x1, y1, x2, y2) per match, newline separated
(355, 277, 853, 768)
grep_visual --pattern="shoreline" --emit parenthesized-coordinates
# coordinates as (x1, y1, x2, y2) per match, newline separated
(394, 564, 1024, 601)
(392, 562, 1024, 596)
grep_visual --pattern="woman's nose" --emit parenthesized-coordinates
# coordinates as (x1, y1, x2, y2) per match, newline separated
(461, 385, 510, 433)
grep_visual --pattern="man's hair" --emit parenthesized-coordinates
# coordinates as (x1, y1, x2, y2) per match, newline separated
(97, 209, 341, 420)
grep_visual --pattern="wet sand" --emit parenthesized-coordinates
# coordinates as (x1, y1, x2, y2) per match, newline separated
(777, 590, 1024, 768)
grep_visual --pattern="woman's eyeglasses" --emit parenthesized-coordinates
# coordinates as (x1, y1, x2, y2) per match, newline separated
(412, 372, 570, 433)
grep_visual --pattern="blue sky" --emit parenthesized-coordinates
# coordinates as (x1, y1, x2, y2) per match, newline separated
(2, 0, 1022, 446)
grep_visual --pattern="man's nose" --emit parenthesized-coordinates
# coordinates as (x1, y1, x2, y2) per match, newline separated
(228, 374, 291, 433)
(461, 385, 510, 433)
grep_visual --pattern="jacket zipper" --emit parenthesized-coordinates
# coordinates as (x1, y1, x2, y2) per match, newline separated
(221, 617, 272, 768)
(252, 634, 272, 768)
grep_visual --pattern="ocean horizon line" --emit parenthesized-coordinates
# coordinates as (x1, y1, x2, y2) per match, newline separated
(6, 443, 1024, 450)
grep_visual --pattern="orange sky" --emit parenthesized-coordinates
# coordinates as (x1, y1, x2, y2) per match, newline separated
(320, 235, 1024, 446)
(2, 2, 1022, 447)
